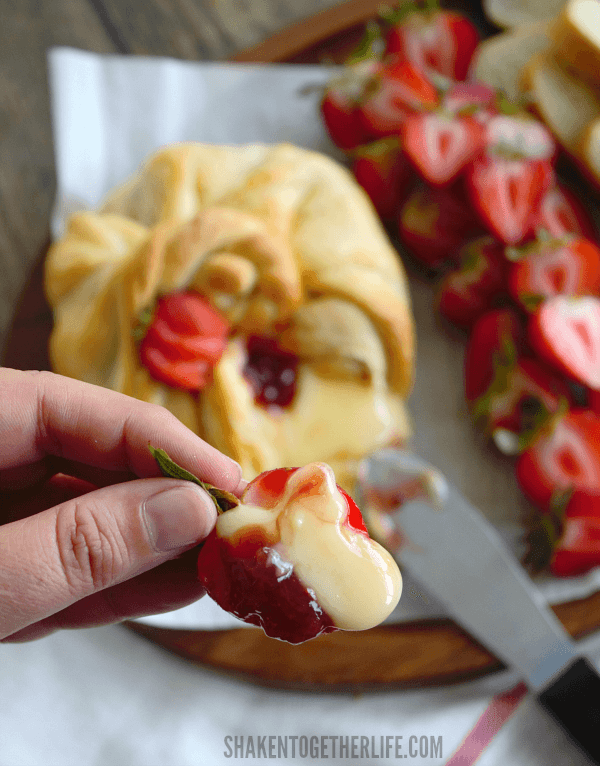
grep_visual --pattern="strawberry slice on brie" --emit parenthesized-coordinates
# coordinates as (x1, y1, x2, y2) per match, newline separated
(197, 462, 402, 644)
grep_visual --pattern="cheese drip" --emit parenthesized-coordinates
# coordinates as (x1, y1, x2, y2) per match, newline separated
(216, 462, 402, 631)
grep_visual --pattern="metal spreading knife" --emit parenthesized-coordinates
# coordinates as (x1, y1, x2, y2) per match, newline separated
(358, 448, 600, 764)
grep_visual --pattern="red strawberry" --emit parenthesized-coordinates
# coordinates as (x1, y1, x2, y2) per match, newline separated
(320, 60, 380, 150)
(383, 2, 479, 81)
(437, 236, 507, 329)
(535, 184, 597, 240)
(516, 409, 600, 509)
(352, 137, 414, 220)
(402, 110, 486, 186)
(484, 113, 556, 162)
(139, 291, 229, 391)
(197, 463, 402, 643)
(508, 236, 600, 311)
(398, 181, 484, 269)
(523, 488, 600, 576)
(467, 154, 554, 245)
(464, 308, 525, 404)
(358, 58, 438, 138)
(529, 296, 600, 389)
(442, 81, 497, 115)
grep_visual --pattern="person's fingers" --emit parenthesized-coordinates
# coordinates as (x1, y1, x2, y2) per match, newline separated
(0, 368, 244, 493)
(0, 477, 217, 640)
(0, 455, 135, 492)
(1, 548, 205, 642)
(1, 473, 98, 524)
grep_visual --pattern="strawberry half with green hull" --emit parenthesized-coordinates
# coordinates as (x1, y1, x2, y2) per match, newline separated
(437, 236, 507, 330)
(402, 109, 487, 186)
(516, 409, 600, 510)
(138, 291, 229, 392)
(357, 58, 438, 138)
(382, 1, 479, 81)
(528, 296, 600, 390)
(464, 308, 525, 405)
(197, 463, 402, 644)
(508, 236, 600, 311)
(524, 489, 600, 577)
(398, 181, 484, 270)
(352, 137, 414, 220)
(535, 184, 597, 240)
(466, 154, 554, 245)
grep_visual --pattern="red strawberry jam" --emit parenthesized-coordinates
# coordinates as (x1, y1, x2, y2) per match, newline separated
(197, 530, 337, 644)
(243, 335, 299, 408)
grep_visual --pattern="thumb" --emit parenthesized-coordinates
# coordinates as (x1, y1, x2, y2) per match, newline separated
(0, 478, 217, 640)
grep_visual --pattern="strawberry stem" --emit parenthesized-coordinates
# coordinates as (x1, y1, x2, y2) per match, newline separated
(148, 445, 239, 513)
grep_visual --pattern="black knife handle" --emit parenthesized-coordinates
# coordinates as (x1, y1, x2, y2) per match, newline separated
(538, 658, 600, 763)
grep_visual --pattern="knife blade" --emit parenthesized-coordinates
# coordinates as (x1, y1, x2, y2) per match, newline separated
(359, 448, 600, 763)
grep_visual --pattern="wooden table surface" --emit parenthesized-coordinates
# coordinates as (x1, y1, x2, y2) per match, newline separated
(0, 0, 353, 360)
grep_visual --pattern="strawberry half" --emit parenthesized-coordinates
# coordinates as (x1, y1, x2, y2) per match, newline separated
(516, 409, 600, 510)
(383, 1, 479, 81)
(398, 181, 484, 269)
(402, 110, 486, 186)
(358, 58, 438, 138)
(437, 236, 507, 329)
(352, 136, 414, 220)
(529, 296, 600, 390)
(197, 463, 402, 644)
(535, 184, 597, 240)
(508, 236, 600, 311)
(467, 154, 554, 245)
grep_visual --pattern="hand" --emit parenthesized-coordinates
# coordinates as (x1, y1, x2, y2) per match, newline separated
(0, 368, 245, 642)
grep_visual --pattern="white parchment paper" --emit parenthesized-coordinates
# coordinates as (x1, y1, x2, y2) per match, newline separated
(47, 46, 600, 633)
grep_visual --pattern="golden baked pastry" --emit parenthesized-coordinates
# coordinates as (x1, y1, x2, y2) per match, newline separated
(45, 142, 415, 494)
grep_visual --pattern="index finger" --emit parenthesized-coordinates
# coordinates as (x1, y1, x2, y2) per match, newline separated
(0, 368, 244, 493)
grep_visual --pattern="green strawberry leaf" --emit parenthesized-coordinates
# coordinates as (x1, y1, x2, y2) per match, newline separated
(148, 445, 239, 514)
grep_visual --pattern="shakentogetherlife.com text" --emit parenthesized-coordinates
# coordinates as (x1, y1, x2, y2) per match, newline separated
(224, 734, 443, 760)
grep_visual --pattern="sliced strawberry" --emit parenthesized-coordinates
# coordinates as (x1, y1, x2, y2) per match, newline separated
(516, 409, 600, 510)
(535, 183, 597, 240)
(437, 236, 507, 329)
(508, 236, 600, 310)
(467, 154, 554, 245)
(358, 58, 438, 138)
(464, 308, 525, 404)
(352, 137, 414, 220)
(529, 296, 600, 390)
(383, 2, 479, 81)
(485, 113, 556, 162)
(550, 491, 600, 577)
(398, 181, 484, 269)
(402, 110, 486, 186)
(442, 81, 497, 115)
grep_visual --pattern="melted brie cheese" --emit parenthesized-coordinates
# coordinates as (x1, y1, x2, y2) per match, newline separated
(216, 463, 402, 631)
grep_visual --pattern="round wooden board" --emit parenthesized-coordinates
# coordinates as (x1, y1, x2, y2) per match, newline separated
(4, 0, 600, 692)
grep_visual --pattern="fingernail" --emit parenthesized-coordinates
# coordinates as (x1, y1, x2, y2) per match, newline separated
(142, 485, 217, 552)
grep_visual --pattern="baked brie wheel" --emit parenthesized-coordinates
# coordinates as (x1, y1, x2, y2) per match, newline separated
(45, 142, 415, 496)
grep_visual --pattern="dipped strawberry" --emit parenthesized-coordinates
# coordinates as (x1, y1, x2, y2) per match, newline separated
(352, 137, 414, 220)
(437, 236, 506, 329)
(197, 463, 402, 644)
(528, 296, 600, 390)
(382, 0, 479, 81)
(508, 235, 600, 311)
(138, 291, 229, 392)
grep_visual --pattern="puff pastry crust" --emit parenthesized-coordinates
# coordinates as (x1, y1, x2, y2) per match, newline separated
(45, 142, 415, 493)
